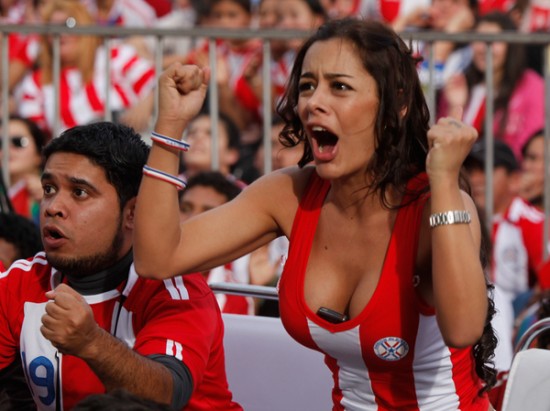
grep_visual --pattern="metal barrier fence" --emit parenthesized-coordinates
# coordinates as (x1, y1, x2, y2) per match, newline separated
(2, 24, 550, 255)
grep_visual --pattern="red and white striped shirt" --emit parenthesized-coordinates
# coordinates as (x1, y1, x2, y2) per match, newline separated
(279, 172, 489, 410)
(82, 0, 156, 27)
(491, 196, 546, 304)
(0, 253, 242, 411)
(14, 43, 155, 134)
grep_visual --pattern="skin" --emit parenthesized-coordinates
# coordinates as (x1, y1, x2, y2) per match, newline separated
(277, 0, 325, 52)
(183, 114, 239, 177)
(0, 119, 42, 187)
(254, 122, 303, 173)
(179, 185, 229, 223)
(135, 39, 487, 348)
(520, 134, 544, 206)
(466, 166, 520, 215)
(0, 238, 18, 269)
(48, 10, 80, 67)
(471, 22, 508, 85)
(39, 152, 174, 404)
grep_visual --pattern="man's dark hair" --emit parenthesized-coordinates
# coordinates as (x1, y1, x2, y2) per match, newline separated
(183, 171, 242, 202)
(0, 212, 43, 261)
(42, 122, 150, 209)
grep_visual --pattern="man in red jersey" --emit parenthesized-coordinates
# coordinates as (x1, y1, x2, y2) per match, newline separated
(0, 122, 242, 411)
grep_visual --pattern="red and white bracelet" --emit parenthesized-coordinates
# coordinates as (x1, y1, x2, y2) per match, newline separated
(142, 165, 187, 190)
(150, 131, 190, 152)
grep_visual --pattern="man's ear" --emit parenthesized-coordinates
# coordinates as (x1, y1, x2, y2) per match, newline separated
(123, 197, 137, 231)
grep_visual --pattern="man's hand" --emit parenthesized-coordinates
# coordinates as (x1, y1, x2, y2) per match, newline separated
(41, 284, 102, 358)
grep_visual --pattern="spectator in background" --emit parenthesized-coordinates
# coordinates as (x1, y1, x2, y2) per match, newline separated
(82, 0, 156, 27)
(520, 129, 545, 210)
(0, 115, 47, 225)
(464, 140, 545, 315)
(184, 0, 263, 143)
(135, 0, 201, 69)
(270, 0, 326, 104)
(0, 211, 43, 411)
(253, 116, 303, 178)
(179, 171, 257, 315)
(0, 211, 42, 271)
(180, 111, 244, 182)
(13, 0, 156, 135)
(393, 0, 477, 91)
(441, 12, 544, 161)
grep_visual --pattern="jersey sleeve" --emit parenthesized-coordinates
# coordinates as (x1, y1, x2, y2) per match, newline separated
(131, 276, 221, 388)
(0, 271, 21, 370)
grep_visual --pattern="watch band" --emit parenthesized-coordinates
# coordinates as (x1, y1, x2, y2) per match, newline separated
(429, 210, 471, 228)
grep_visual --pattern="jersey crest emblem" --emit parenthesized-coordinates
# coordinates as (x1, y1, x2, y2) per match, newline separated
(373, 337, 409, 361)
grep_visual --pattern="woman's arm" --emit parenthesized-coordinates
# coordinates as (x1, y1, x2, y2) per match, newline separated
(423, 110, 488, 348)
(133, 64, 285, 280)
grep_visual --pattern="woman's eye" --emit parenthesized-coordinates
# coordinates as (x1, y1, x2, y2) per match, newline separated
(333, 82, 350, 91)
(298, 82, 314, 92)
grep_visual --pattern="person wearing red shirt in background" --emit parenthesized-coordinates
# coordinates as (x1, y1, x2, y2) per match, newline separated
(464, 140, 545, 316)
(179, 171, 258, 315)
(0, 116, 47, 225)
(14, 0, 156, 135)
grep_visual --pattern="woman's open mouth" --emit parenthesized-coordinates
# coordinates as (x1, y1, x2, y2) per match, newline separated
(311, 126, 339, 161)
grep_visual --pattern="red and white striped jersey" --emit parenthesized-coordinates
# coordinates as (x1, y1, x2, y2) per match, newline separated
(206, 255, 255, 316)
(279, 171, 489, 411)
(82, 0, 156, 27)
(14, 42, 155, 134)
(0, 253, 242, 411)
(491, 196, 546, 303)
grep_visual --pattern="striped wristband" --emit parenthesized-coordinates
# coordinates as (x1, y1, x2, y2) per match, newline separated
(142, 165, 187, 190)
(151, 131, 190, 152)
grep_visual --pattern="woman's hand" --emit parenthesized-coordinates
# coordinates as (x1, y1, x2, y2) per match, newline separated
(426, 107, 478, 183)
(156, 63, 210, 131)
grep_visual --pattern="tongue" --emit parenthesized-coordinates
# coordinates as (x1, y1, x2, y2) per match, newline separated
(315, 142, 337, 161)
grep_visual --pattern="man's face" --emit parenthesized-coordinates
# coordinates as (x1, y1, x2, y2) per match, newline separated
(179, 185, 229, 223)
(467, 166, 514, 214)
(40, 153, 128, 277)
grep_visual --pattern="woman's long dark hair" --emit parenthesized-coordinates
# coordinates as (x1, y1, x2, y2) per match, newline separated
(464, 11, 527, 139)
(277, 17, 497, 394)
(277, 18, 431, 209)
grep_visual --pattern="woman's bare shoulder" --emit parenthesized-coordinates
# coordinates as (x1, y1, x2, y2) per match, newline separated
(245, 165, 316, 196)
(238, 165, 316, 233)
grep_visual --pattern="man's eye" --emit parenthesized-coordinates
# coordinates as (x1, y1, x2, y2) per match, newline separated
(43, 185, 55, 195)
(74, 188, 88, 198)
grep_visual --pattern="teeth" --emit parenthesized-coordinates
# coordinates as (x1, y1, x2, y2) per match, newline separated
(312, 126, 326, 132)
(319, 144, 324, 153)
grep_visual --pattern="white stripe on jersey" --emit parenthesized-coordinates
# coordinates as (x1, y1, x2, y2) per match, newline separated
(112, 303, 136, 348)
(308, 319, 377, 411)
(413, 315, 460, 411)
(164, 277, 189, 300)
(166, 339, 183, 361)
(1, 253, 49, 279)
(21, 302, 62, 411)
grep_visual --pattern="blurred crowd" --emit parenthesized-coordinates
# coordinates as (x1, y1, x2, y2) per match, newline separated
(1, 0, 550, 398)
